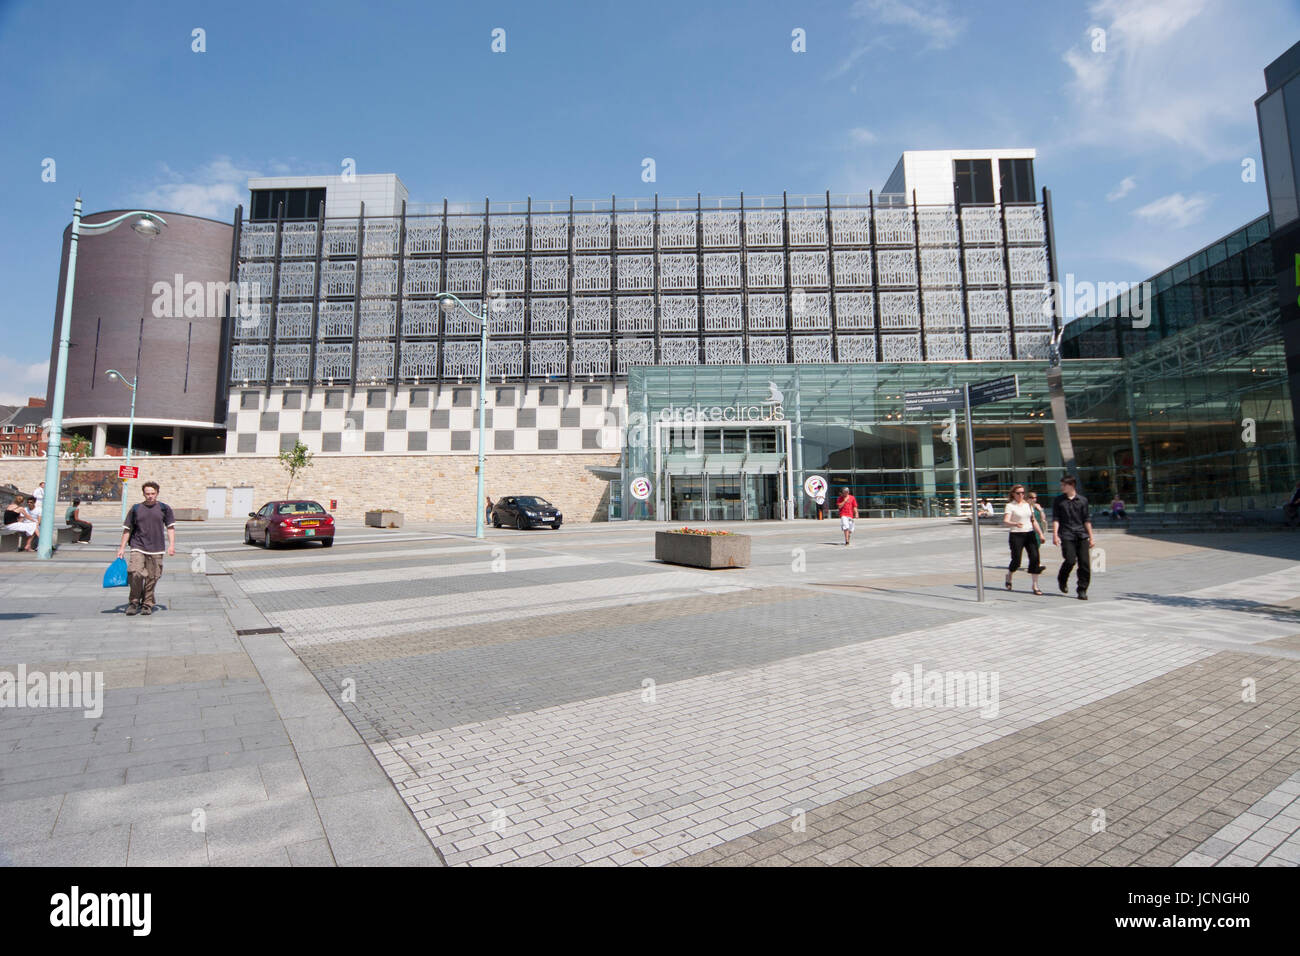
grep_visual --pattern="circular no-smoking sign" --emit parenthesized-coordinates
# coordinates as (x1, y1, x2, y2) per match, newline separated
(630, 476, 653, 501)
(804, 475, 827, 499)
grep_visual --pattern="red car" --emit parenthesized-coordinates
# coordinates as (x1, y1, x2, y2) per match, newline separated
(244, 500, 335, 548)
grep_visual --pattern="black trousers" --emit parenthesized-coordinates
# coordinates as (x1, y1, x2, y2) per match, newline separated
(69, 518, 92, 542)
(1007, 532, 1043, 574)
(1058, 535, 1091, 593)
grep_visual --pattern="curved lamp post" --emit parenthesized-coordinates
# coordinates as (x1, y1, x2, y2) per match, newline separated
(104, 370, 138, 525)
(38, 199, 165, 558)
(434, 292, 489, 539)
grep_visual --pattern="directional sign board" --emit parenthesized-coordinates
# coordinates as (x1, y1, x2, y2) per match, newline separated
(629, 476, 653, 501)
(803, 475, 827, 500)
(118, 465, 139, 480)
(968, 374, 1019, 408)
(903, 387, 965, 413)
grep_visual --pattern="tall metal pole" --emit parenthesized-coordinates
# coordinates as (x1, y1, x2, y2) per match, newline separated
(37, 197, 82, 559)
(120, 377, 137, 525)
(475, 307, 488, 539)
(964, 384, 984, 602)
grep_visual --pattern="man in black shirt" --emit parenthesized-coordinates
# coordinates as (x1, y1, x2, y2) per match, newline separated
(1051, 475, 1094, 600)
(116, 480, 176, 616)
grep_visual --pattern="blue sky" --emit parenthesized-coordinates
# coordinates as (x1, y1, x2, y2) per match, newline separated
(1, 0, 1295, 404)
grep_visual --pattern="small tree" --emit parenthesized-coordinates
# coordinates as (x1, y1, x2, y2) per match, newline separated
(278, 440, 314, 498)
(61, 434, 92, 498)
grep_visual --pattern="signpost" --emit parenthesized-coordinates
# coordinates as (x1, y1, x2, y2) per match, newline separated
(905, 374, 1020, 602)
(118, 465, 138, 480)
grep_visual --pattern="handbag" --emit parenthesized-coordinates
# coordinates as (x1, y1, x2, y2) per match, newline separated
(102, 557, 128, 588)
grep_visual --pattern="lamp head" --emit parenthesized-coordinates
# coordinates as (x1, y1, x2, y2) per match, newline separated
(132, 217, 162, 237)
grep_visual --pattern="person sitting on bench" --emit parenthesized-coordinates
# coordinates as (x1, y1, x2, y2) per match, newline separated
(4, 495, 39, 551)
(66, 498, 92, 543)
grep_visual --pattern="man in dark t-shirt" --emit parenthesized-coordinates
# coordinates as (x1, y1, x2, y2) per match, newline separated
(116, 480, 176, 616)
(1051, 475, 1094, 600)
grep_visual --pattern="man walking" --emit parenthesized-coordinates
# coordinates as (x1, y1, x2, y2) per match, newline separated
(1051, 475, 1094, 600)
(836, 486, 858, 546)
(116, 480, 175, 616)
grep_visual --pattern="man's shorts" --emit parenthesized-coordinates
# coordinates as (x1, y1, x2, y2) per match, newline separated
(840, 515, 855, 532)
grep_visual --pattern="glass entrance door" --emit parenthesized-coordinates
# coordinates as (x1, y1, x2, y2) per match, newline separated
(707, 476, 742, 521)
(745, 474, 781, 520)
(669, 476, 705, 522)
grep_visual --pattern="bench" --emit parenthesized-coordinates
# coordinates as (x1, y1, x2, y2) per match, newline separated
(0, 527, 31, 552)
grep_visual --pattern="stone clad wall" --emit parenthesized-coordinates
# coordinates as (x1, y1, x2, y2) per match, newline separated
(2, 453, 618, 524)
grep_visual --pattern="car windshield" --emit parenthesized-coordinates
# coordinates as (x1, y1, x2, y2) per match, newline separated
(516, 497, 553, 509)
(278, 502, 325, 514)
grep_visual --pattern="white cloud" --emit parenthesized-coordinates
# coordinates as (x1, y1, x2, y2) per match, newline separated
(1132, 191, 1211, 228)
(850, 0, 966, 49)
(134, 157, 261, 219)
(0, 358, 49, 408)
(849, 127, 878, 144)
(1106, 175, 1137, 201)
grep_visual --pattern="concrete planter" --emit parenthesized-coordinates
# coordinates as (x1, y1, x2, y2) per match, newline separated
(172, 507, 207, 521)
(365, 510, 404, 529)
(655, 531, 750, 569)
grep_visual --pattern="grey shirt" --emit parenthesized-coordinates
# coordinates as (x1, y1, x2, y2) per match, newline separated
(123, 501, 175, 554)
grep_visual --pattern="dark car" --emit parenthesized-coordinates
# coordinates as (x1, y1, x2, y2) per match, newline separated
(244, 500, 335, 548)
(491, 495, 563, 530)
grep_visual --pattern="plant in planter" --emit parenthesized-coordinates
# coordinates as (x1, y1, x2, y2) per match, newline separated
(655, 527, 750, 569)
(364, 508, 404, 529)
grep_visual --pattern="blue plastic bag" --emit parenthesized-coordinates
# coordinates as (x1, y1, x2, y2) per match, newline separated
(102, 557, 128, 588)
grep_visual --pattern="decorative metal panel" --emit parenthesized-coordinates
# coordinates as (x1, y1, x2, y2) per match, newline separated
(791, 291, 830, 330)
(1014, 331, 1052, 359)
(357, 341, 395, 381)
(443, 305, 482, 336)
(925, 333, 966, 360)
(360, 299, 397, 338)
(574, 297, 611, 334)
(617, 296, 654, 332)
(489, 216, 527, 253)
(745, 211, 783, 247)
(964, 247, 1005, 286)
(273, 344, 311, 381)
(879, 291, 920, 329)
(658, 213, 696, 249)
(703, 252, 741, 289)
(1004, 205, 1045, 245)
(405, 219, 442, 254)
(487, 299, 525, 336)
(574, 214, 611, 250)
(403, 259, 441, 295)
(317, 302, 354, 338)
(447, 217, 484, 253)
(361, 258, 398, 296)
(442, 341, 480, 378)
(874, 208, 914, 245)
(314, 344, 351, 381)
(748, 336, 788, 364)
(363, 219, 400, 257)
(919, 248, 961, 286)
(234, 302, 271, 340)
(881, 334, 922, 362)
(488, 257, 526, 294)
(238, 261, 273, 294)
(746, 294, 786, 331)
(705, 336, 744, 364)
(323, 222, 359, 257)
(446, 258, 484, 295)
(833, 250, 872, 286)
(616, 337, 655, 374)
(280, 222, 317, 258)
(703, 294, 742, 331)
(240, 223, 276, 258)
(960, 206, 1002, 244)
(659, 254, 697, 290)
(793, 335, 833, 363)
(530, 338, 567, 376)
(488, 340, 524, 377)
(615, 254, 652, 291)
(916, 207, 958, 246)
(574, 339, 610, 376)
(531, 216, 568, 251)
(402, 300, 440, 337)
(660, 296, 698, 332)
(529, 298, 569, 335)
(970, 332, 1011, 360)
(400, 342, 438, 379)
(701, 211, 740, 247)
(531, 256, 568, 293)
(321, 261, 356, 297)
(922, 290, 965, 328)
(572, 255, 611, 292)
(790, 251, 829, 287)
(788, 210, 827, 246)
(746, 251, 784, 288)
(830, 209, 872, 245)
(231, 344, 268, 381)
(967, 289, 1009, 327)
(1008, 247, 1048, 286)
(833, 292, 874, 329)
(1012, 288, 1052, 327)
(272, 263, 313, 302)
(275, 303, 312, 339)
(836, 335, 875, 363)
(876, 250, 917, 286)
(616, 213, 654, 249)
(660, 338, 700, 365)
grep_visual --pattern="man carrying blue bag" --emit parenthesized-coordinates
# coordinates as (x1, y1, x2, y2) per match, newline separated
(116, 480, 176, 616)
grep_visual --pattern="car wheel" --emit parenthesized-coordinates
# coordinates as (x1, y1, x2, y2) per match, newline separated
(492, 515, 500, 528)
(516, 514, 527, 531)
(320, 537, 333, 548)
(552, 523, 561, 530)
(263, 530, 273, 549)
(244, 527, 253, 545)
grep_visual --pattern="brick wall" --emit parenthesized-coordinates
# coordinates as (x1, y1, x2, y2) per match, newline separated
(2, 453, 618, 524)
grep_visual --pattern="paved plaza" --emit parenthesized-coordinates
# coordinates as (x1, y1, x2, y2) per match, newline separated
(2, 516, 1299, 866)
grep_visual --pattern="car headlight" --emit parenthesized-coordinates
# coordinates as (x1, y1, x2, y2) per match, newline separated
(525, 510, 537, 517)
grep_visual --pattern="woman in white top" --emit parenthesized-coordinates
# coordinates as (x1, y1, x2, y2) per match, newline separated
(1003, 484, 1046, 594)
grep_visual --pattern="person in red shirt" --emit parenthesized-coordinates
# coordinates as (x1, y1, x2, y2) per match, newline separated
(836, 486, 858, 546)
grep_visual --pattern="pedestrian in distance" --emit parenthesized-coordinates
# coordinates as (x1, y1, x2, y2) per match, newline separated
(1110, 495, 1127, 521)
(1027, 490, 1048, 548)
(815, 493, 826, 520)
(1003, 484, 1046, 594)
(485, 496, 494, 525)
(116, 480, 175, 616)
(1283, 481, 1300, 526)
(65, 498, 92, 543)
(836, 486, 858, 546)
(1052, 475, 1095, 600)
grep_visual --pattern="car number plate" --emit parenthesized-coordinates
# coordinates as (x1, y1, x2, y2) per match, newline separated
(301, 520, 320, 527)
(304, 529, 315, 536)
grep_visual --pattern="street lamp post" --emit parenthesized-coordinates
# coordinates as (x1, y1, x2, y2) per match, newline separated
(435, 292, 489, 539)
(37, 199, 165, 559)
(105, 370, 138, 524)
